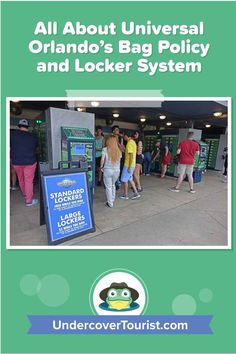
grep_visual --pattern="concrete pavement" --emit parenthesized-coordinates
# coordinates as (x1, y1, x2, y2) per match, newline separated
(9, 170, 228, 247)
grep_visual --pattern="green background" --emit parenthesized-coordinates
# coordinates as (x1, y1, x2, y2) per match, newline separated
(1, 1, 235, 353)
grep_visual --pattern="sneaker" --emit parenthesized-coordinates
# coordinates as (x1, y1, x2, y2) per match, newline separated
(145, 174, 150, 176)
(169, 187, 180, 193)
(97, 181, 102, 186)
(119, 195, 129, 200)
(105, 202, 113, 208)
(26, 198, 39, 207)
(131, 193, 141, 200)
(189, 189, 196, 194)
(10, 186, 19, 191)
(137, 187, 143, 193)
(222, 176, 227, 183)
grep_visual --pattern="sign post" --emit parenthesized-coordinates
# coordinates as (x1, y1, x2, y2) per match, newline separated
(41, 168, 95, 245)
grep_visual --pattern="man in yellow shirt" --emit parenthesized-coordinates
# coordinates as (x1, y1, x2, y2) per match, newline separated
(120, 132, 141, 200)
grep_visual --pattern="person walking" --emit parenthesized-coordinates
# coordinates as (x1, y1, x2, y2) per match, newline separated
(169, 132, 200, 193)
(10, 119, 39, 206)
(95, 126, 105, 186)
(152, 140, 161, 175)
(160, 143, 172, 178)
(120, 131, 141, 200)
(133, 131, 144, 192)
(143, 149, 152, 176)
(100, 135, 121, 208)
(222, 147, 228, 183)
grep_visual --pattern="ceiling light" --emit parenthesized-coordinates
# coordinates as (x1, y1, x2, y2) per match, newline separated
(205, 124, 211, 128)
(76, 107, 85, 112)
(159, 115, 166, 120)
(140, 118, 146, 122)
(113, 113, 119, 118)
(166, 122, 172, 126)
(213, 112, 222, 117)
(91, 101, 100, 107)
(11, 100, 20, 103)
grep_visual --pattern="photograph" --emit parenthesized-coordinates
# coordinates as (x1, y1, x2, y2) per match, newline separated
(2, 2, 236, 353)
(8, 98, 229, 248)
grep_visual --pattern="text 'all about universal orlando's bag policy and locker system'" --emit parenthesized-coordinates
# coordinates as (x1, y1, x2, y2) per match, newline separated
(29, 21, 210, 75)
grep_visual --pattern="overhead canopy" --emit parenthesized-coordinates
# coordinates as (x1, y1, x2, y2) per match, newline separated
(10, 99, 228, 129)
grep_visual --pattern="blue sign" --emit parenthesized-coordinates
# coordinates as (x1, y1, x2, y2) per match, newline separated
(42, 171, 95, 245)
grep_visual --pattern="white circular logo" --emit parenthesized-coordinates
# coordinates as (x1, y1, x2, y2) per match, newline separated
(90, 269, 148, 316)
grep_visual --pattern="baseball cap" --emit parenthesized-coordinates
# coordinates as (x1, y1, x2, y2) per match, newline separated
(18, 119, 29, 127)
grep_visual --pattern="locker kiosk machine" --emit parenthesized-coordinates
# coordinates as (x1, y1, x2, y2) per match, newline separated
(194, 141, 209, 171)
(61, 127, 95, 193)
(204, 138, 220, 169)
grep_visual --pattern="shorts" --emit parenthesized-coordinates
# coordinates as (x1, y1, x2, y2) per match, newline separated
(121, 166, 135, 182)
(162, 154, 171, 165)
(178, 164, 194, 176)
(136, 154, 144, 164)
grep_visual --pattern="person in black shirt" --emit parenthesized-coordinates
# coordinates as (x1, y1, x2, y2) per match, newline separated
(222, 147, 228, 183)
(10, 119, 39, 206)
